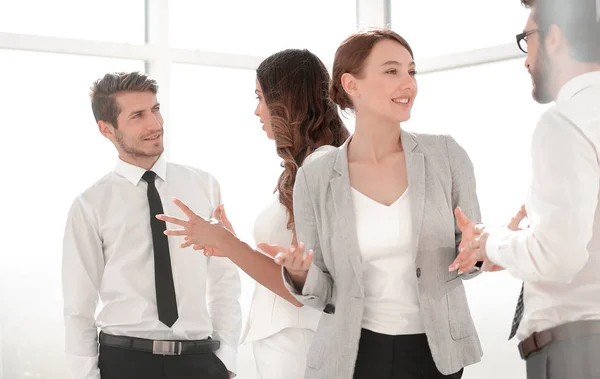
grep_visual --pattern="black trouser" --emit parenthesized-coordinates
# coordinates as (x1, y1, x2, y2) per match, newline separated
(353, 329, 464, 379)
(98, 344, 229, 379)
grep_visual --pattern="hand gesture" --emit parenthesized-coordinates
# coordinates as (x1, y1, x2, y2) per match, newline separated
(450, 207, 489, 273)
(190, 204, 236, 256)
(258, 241, 313, 289)
(450, 205, 529, 273)
(156, 198, 231, 254)
(455, 207, 485, 257)
(507, 205, 528, 231)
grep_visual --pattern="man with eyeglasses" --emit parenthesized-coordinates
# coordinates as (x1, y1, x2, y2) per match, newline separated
(449, 0, 600, 378)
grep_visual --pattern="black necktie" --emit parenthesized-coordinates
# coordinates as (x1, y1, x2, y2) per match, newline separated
(508, 283, 524, 340)
(142, 171, 179, 327)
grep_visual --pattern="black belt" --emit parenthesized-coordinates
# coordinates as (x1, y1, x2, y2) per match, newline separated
(99, 331, 220, 356)
(518, 320, 600, 359)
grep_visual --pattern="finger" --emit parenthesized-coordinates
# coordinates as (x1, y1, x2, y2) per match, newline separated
(520, 204, 527, 217)
(180, 239, 193, 248)
(466, 239, 480, 251)
(290, 242, 309, 267)
(450, 247, 478, 271)
(449, 256, 462, 271)
(212, 204, 223, 220)
(172, 197, 197, 219)
(300, 249, 314, 270)
(274, 252, 285, 265)
(454, 207, 472, 231)
(282, 246, 302, 269)
(164, 229, 188, 237)
(156, 214, 188, 226)
(473, 224, 486, 235)
(285, 245, 300, 268)
(457, 259, 478, 274)
(292, 241, 306, 259)
(507, 206, 527, 231)
(457, 247, 482, 272)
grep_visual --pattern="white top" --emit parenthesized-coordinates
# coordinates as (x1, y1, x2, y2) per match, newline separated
(240, 146, 335, 344)
(352, 187, 425, 335)
(62, 154, 242, 379)
(486, 71, 600, 341)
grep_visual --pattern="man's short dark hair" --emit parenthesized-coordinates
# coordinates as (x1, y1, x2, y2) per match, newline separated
(521, 0, 600, 63)
(90, 71, 158, 128)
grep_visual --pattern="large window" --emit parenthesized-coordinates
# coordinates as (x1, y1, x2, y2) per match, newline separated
(0, 0, 145, 43)
(169, 0, 356, 63)
(391, 0, 528, 59)
(406, 58, 549, 379)
(0, 50, 143, 378)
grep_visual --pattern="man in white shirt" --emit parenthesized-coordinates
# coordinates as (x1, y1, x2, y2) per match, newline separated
(451, 0, 600, 378)
(62, 71, 241, 379)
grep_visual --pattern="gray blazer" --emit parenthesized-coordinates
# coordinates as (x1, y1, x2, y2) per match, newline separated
(284, 130, 483, 379)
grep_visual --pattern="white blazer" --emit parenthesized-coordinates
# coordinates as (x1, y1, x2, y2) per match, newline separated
(240, 146, 336, 344)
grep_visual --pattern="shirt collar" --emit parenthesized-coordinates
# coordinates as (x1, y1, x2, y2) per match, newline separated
(114, 154, 167, 186)
(557, 71, 600, 103)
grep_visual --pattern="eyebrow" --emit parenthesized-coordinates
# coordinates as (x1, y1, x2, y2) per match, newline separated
(382, 60, 416, 67)
(254, 89, 262, 94)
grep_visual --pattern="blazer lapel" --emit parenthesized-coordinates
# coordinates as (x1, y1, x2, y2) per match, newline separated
(402, 130, 425, 257)
(330, 141, 364, 294)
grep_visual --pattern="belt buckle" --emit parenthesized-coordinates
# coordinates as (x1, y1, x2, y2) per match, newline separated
(152, 340, 183, 355)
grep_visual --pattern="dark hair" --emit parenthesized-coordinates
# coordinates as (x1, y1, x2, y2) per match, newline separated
(90, 71, 158, 128)
(521, 0, 600, 62)
(256, 49, 350, 230)
(330, 29, 414, 111)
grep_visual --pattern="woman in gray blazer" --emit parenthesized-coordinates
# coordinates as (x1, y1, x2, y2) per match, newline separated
(274, 29, 484, 379)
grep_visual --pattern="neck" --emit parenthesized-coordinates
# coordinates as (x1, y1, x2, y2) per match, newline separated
(350, 112, 402, 162)
(119, 153, 160, 171)
(551, 61, 600, 100)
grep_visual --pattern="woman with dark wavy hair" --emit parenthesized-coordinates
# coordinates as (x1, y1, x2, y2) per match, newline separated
(158, 48, 349, 379)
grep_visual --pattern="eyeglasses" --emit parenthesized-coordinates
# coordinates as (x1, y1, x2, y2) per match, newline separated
(515, 29, 540, 53)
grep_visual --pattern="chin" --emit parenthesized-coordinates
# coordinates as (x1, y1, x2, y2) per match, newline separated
(393, 112, 411, 123)
(148, 146, 164, 157)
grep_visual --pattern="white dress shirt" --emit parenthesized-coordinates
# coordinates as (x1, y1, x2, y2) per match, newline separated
(352, 187, 425, 335)
(62, 154, 242, 379)
(240, 147, 333, 344)
(486, 71, 600, 341)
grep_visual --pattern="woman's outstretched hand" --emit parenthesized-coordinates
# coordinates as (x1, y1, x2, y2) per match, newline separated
(156, 198, 233, 256)
(258, 242, 313, 290)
